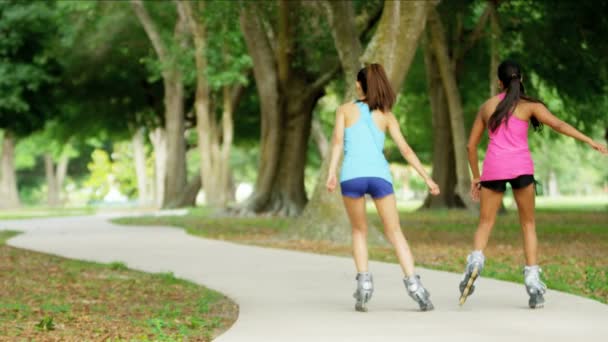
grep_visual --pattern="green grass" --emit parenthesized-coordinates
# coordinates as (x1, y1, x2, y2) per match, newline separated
(0, 207, 96, 220)
(0, 229, 237, 340)
(0, 230, 20, 244)
(115, 206, 608, 304)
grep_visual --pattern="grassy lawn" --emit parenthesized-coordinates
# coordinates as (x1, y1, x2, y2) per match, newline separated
(0, 231, 237, 341)
(115, 205, 608, 304)
(0, 207, 97, 220)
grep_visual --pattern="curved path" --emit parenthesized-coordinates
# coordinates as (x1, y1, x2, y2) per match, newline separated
(3, 215, 607, 341)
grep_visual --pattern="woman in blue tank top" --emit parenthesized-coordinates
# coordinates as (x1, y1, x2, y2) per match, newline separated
(326, 64, 440, 312)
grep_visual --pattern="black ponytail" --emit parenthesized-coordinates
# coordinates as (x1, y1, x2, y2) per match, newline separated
(488, 60, 543, 132)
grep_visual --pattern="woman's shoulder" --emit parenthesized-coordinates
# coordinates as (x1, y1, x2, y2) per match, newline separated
(337, 101, 359, 113)
(479, 96, 501, 114)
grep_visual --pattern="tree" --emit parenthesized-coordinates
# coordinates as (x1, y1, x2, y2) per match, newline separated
(176, 0, 249, 208)
(427, 7, 476, 210)
(0, 1, 61, 208)
(131, 0, 189, 208)
(238, 0, 340, 216)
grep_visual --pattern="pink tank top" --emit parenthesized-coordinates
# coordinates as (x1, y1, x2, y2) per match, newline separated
(480, 93, 534, 181)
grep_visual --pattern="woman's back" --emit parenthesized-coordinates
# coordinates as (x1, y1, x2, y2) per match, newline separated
(340, 101, 392, 184)
(480, 93, 534, 181)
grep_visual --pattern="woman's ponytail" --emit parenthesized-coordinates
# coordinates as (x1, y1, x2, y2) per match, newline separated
(489, 60, 544, 132)
(357, 64, 396, 112)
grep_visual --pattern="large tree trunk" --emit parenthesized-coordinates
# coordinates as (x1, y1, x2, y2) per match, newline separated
(311, 118, 329, 159)
(132, 0, 188, 209)
(428, 8, 476, 210)
(0, 131, 20, 208)
(239, 2, 334, 216)
(174, 175, 202, 207)
(489, 2, 500, 97)
(132, 128, 149, 206)
(323, 0, 363, 100)
(162, 75, 187, 208)
(295, 0, 437, 243)
(421, 34, 462, 209)
(149, 127, 167, 208)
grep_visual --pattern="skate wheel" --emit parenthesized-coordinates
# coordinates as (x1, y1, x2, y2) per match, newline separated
(459, 267, 479, 306)
(355, 302, 368, 312)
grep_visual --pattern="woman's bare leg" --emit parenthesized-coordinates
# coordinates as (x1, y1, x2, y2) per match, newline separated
(512, 184, 537, 265)
(343, 196, 369, 272)
(372, 194, 415, 277)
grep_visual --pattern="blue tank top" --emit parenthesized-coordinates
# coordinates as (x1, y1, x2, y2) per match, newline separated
(339, 101, 393, 184)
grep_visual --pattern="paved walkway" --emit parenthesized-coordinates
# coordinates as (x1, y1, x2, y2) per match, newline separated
(3, 215, 607, 341)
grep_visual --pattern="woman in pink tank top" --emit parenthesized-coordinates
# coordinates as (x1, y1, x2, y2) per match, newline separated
(458, 60, 608, 309)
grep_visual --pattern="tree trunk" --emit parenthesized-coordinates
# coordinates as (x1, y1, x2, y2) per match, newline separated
(239, 3, 333, 216)
(45, 151, 70, 207)
(489, 2, 500, 97)
(56, 153, 69, 205)
(295, 0, 437, 243)
(149, 127, 167, 208)
(548, 170, 560, 197)
(162, 75, 187, 208)
(428, 8, 476, 210)
(132, 128, 149, 206)
(311, 118, 329, 159)
(0, 131, 20, 208)
(421, 34, 462, 209)
(45, 154, 59, 207)
(178, 0, 235, 208)
(361, 0, 437, 85)
(323, 0, 363, 100)
(132, 0, 187, 209)
(174, 174, 202, 207)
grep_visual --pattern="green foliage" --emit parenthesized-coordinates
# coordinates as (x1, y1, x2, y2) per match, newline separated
(203, 1, 252, 90)
(84, 143, 141, 202)
(84, 149, 112, 201)
(0, 1, 62, 136)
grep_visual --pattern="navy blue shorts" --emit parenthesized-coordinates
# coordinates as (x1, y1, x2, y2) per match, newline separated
(340, 177, 394, 199)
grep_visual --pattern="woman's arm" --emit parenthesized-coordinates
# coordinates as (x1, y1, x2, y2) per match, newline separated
(533, 103, 608, 154)
(467, 110, 486, 201)
(467, 111, 486, 179)
(326, 105, 346, 192)
(387, 114, 440, 195)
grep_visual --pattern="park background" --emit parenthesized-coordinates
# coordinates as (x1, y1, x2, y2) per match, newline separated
(1, 0, 607, 340)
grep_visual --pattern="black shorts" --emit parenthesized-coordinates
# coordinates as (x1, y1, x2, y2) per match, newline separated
(480, 175, 536, 193)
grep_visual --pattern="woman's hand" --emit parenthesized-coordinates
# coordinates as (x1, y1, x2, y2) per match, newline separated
(589, 140, 608, 155)
(426, 178, 440, 196)
(470, 178, 481, 202)
(326, 173, 338, 192)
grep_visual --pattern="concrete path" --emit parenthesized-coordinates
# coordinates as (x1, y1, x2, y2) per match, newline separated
(3, 215, 607, 342)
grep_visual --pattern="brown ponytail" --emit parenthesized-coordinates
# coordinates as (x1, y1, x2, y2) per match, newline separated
(356, 63, 396, 112)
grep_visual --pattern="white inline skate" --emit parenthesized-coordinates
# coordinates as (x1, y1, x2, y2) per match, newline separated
(404, 275, 434, 311)
(524, 265, 547, 309)
(459, 251, 485, 305)
(353, 272, 373, 312)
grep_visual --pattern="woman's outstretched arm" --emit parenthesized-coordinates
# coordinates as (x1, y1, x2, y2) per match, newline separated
(387, 113, 440, 195)
(533, 103, 608, 154)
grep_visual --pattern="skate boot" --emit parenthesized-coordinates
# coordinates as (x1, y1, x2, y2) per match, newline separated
(404, 275, 434, 311)
(459, 251, 485, 305)
(353, 272, 373, 312)
(524, 265, 547, 309)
